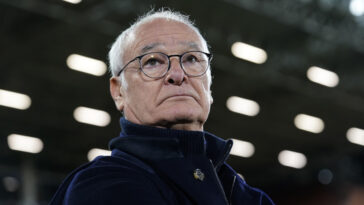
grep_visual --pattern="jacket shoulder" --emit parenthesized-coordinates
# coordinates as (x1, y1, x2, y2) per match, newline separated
(51, 154, 171, 205)
(234, 176, 275, 205)
(220, 164, 275, 205)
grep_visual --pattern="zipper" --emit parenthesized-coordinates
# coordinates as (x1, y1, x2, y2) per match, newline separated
(209, 160, 229, 205)
(215, 140, 233, 170)
(229, 175, 237, 205)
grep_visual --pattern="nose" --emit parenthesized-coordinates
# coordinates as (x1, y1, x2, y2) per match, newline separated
(164, 57, 186, 85)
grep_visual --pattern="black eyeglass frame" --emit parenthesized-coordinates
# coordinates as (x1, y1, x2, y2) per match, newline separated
(116, 51, 213, 79)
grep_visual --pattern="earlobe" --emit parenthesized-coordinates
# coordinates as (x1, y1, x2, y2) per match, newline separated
(209, 90, 213, 104)
(110, 77, 124, 111)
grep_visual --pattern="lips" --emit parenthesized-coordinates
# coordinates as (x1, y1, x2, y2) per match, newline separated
(158, 90, 198, 105)
(167, 94, 194, 100)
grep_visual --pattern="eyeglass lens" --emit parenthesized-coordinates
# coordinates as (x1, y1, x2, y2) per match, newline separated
(140, 52, 209, 78)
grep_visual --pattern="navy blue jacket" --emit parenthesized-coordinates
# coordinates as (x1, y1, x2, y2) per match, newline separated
(49, 118, 275, 205)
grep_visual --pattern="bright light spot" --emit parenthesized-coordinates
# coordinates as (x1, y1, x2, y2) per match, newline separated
(87, 148, 111, 161)
(73, 106, 111, 127)
(0, 89, 31, 110)
(231, 42, 267, 64)
(318, 169, 333, 185)
(63, 0, 82, 4)
(226, 96, 260, 117)
(7, 134, 43, 154)
(66, 54, 107, 76)
(350, 0, 364, 16)
(346, 127, 364, 146)
(2, 177, 19, 192)
(307, 66, 339, 87)
(230, 139, 255, 158)
(278, 150, 307, 169)
(237, 173, 245, 180)
(294, 114, 325, 134)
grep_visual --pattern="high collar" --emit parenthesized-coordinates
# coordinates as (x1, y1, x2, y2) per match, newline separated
(109, 118, 233, 169)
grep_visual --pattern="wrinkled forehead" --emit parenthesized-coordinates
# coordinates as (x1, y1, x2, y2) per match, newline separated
(128, 18, 208, 55)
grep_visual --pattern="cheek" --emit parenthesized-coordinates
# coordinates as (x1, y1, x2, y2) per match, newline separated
(126, 79, 158, 110)
(201, 79, 212, 105)
(197, 85, 212, 112)
(204, 91, 212, 111)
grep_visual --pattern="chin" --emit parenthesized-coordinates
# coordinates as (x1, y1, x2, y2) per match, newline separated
(170, 109, 199, 121)
(169, 109, 208, 127)
(151, 101, 209, 128)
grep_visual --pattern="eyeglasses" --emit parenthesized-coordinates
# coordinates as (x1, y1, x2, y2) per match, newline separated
(117, 51, 212, 79)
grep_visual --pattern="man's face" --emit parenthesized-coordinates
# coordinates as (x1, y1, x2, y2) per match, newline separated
(110, 19, 212, 131)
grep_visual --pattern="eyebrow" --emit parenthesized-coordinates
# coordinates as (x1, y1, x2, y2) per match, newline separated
(140, 41, 202, 54)
(141, 43, 163, 54)
(184, 41, 201, 50)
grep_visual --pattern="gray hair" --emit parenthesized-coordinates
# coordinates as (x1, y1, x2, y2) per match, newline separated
(108, 9, 212, 88)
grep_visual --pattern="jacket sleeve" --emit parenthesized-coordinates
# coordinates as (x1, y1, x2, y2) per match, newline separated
(260, 191, 275, 205)
(230, 172, 275, 205)
(63, 165, 169, 205)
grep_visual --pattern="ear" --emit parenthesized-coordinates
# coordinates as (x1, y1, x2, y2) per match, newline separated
(110, 77, 125, 111)
(209, 90, 213, 105)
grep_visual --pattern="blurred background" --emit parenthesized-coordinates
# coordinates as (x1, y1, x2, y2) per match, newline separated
(1, 0, 364, 204)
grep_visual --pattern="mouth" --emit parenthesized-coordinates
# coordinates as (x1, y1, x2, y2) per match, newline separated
(167, 95, 194, 100)
(165, 94, 194, 101)
(159, 93, 198, 105)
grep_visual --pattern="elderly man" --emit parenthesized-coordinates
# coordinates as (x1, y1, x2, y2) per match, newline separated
(50, 9, 275, 205)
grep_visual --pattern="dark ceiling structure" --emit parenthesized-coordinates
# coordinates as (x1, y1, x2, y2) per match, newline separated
(0, 0, 364, 204)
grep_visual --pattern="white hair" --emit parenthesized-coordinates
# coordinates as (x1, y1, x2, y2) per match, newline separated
(108, 9, 212, 88)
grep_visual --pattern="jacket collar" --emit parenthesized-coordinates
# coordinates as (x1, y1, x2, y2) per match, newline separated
(109, 118, 232, 169)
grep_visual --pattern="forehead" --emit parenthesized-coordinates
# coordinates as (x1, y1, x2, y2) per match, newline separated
(130, 19, 205, 54)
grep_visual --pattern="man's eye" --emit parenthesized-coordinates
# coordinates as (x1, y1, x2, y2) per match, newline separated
(145, 58, 159, 66)
(142, 56, 165, 68)
(184, 55, 199, 63)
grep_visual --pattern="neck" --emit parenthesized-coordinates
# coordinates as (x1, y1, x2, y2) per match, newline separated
(125, 116, 204, 131)
(156, 122, 204, 131)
